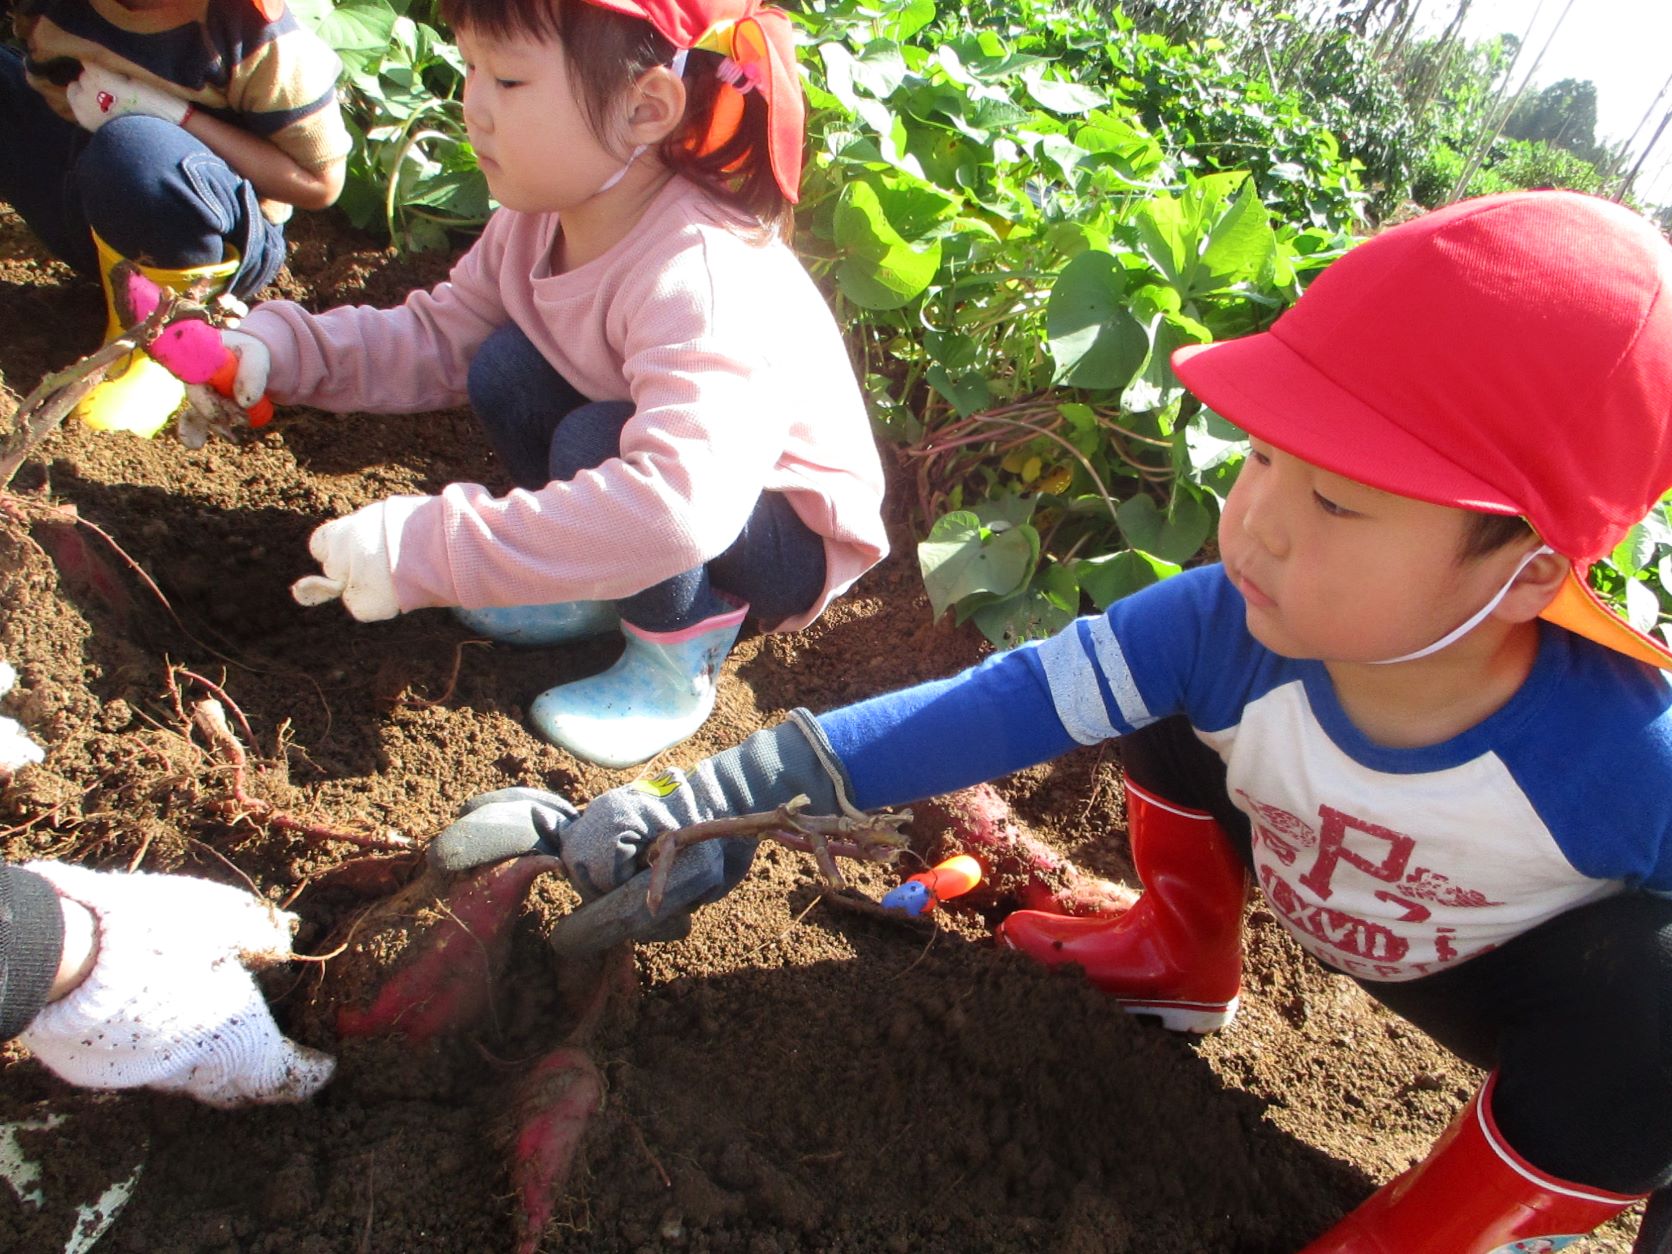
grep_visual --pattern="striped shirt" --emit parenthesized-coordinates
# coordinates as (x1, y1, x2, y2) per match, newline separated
(818, 564, 1672, 982)
(20, 0, 349, 220)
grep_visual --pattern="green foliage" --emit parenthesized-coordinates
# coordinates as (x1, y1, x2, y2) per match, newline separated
(1592, 498, 1672, 655)
(797, 0, 1354, 645)
(1093, 24, 1372, 230)
(293, 0, 480, 251)
(295, 0, 1670, 648)
(1414, 137, 1610, 203)
(1505, 78, 1600, 163)
(1263, 23, 1423, 213)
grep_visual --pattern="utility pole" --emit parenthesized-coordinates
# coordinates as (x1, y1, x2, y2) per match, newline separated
(1613, 66, 1672, 196)
(1447, 0, 1577, 203)
(1617, 100, 1672, 206)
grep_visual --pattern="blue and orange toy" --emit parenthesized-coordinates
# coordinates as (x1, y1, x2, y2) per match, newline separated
(880, 855, 983, 917)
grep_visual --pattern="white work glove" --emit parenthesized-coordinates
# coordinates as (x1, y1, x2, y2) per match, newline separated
(65, 64, 192, 132)
(16, 862, 335, 1108)
(221, 329, 271, 409)
(290, 495, 429, 622)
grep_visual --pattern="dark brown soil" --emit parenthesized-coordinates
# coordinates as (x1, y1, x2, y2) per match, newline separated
(0, 206, 1643, 1253)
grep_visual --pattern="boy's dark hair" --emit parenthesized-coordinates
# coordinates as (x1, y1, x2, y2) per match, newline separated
(1460, 511, 1535, 561)
(439, 0, 793, 237)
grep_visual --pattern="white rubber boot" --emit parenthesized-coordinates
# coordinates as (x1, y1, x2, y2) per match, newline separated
(452, 601, 618, 646)
(529, 602, 748, 768)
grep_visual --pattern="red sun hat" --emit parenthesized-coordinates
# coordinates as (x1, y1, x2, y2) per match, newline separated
(581, 0, 804, 202)
(1172, 190, 1672, 669)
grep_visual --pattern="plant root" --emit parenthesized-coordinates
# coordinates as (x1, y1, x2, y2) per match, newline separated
(640, 795, 913, 915)
(178, 670, 410, 853)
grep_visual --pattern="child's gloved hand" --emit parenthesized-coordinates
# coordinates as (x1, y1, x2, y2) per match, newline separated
(65, 64, 192, 132)
(429, 713, 857, 934)
(221, 330, 271, 411)
(428, 787, 580, 867)
(291, 496, 429, 622)
(17, 862, 335, 1108)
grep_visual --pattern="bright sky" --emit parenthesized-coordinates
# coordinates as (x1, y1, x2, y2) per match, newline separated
(1437, 0, 1672, 203)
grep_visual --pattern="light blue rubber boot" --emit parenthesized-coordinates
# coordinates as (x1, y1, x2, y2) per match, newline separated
(530, 602, 749, 768)
(452, 601, 618, 646)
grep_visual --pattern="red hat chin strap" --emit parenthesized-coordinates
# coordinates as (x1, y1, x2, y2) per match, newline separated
(251, 0, 285, 20)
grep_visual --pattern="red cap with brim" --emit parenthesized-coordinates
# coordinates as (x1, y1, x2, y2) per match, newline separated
(1172, 191, 1672, 670)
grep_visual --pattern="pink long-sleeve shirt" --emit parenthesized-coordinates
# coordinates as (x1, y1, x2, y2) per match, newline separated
(241, 177, 888, 630)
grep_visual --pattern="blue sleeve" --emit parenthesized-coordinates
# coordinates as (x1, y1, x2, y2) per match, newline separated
(817, 640, 1077, 810)
(1032, 565, 1269, 742)
(1497, 633, 1672, 892)
(818, 565, 1254, 809)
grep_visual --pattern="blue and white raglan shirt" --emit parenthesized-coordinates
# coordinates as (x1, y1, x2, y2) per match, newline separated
(818, 565, 1672, 983)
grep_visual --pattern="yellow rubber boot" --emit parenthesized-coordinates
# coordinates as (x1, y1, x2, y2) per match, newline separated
(74, 232, 240, 438)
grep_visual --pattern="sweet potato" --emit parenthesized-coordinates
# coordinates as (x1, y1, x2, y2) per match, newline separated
(908, 784, 1136, 916)
(507, 1046, 605, 1254)
(34, 518, 134, 623)
(332, 855, 562, 1041)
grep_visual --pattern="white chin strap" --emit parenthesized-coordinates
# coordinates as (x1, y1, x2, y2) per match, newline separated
(1371, 545, 1553, 665)
(595, 143, 646, 195)
(596, 50, 689, 196)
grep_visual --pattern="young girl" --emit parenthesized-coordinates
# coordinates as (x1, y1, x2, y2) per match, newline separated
(226, 0, 889, 768)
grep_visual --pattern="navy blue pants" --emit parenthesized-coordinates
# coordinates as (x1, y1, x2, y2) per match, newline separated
(0, 47, 285, 299)
(1121, 715, 1672, 1209)
(466, 323, 827, 633)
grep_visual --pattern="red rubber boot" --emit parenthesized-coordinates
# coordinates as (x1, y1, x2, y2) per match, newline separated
(994, 779, 1247, 1033)
(1300, 1074, 1645, 1252)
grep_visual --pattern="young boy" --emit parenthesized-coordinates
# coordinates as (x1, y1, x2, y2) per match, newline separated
(0, 0, 350, 435)
(432, 191, 1672, 1251)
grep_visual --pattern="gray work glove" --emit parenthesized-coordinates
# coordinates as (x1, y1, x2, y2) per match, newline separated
(428, 710, 857, 934)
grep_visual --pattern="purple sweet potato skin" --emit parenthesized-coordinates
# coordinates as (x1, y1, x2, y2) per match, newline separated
(510, 1046, 604, 1254)
(334, 856, 562, 1040)
(910, 785, 1135, 916)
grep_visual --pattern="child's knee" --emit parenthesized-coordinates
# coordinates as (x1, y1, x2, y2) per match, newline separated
(548, 401, 633, 479)
(81, 116, 183, 197)
(80, 118, 231, 259)
(466, 324, 564, 433)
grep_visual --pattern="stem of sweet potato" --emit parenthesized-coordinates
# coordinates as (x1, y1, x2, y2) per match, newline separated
(640, 796, 912, 915)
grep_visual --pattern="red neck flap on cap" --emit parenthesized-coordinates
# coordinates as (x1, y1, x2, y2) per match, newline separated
(581, 0, 803, 203)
